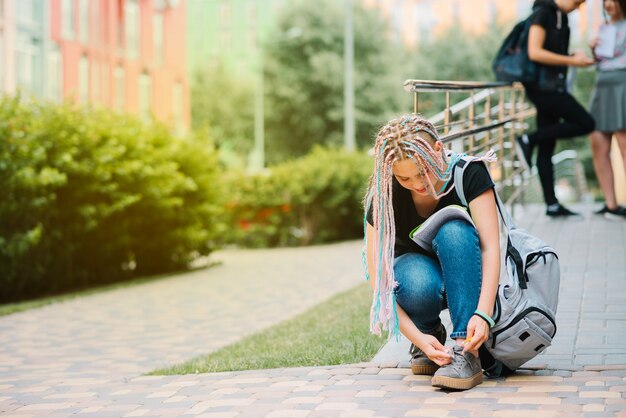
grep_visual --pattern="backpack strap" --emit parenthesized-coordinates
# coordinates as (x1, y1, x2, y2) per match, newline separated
(453, 155, 527, 289)
(452, 155, 517, 230)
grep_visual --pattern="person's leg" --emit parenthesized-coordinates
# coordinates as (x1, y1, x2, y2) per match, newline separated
(590, 131, 617, 209)
(536, 136, 559, 206)
(431, 219, 482, 341)
(606, 130, 626, 219)
(615, 130, 626, 175)
(430, 219, 483, 390)
(527, 92, 595, 144)
(525, 91, 560, 206)
(393, 252, 446, 375)
(393, 253, 444, 333)
(526, 90, 594, 213)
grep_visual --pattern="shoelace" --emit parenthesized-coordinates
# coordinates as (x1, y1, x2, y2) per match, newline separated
(446, 346, 469, 373)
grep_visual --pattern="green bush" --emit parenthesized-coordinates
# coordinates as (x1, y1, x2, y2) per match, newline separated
(0, 96, 223, 302)
(223, 146, 372, 247)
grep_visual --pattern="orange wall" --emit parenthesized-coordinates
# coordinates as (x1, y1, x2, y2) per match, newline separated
(49, 0, 189, 132)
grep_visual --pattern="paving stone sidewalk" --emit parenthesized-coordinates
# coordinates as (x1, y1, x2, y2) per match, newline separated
(1, 204, 626, 417)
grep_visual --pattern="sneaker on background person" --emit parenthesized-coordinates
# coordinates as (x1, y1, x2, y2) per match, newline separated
(546, 203, 582, 218)
(599, 205, 626, 220)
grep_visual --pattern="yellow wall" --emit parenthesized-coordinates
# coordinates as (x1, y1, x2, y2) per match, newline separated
(363, 0, 596, 49)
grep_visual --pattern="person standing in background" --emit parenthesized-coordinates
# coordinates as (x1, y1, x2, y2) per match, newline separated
(588, 0, 626, 220)
(516, 0, 596, 217)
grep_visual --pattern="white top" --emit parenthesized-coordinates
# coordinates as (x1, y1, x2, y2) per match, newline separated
(596, 20, 626, 71)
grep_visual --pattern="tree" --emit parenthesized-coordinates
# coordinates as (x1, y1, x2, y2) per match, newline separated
(191, 62, 255, 168)
(263, 0, 410, 163)
(408, 24, 508, 116)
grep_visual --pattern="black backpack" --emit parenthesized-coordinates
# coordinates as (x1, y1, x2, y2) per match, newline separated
(492, 11, 538, 84)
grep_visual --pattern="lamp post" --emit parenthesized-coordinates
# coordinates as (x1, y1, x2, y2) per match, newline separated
(251, 27, 302, 172)
(344, 0, 356, 152)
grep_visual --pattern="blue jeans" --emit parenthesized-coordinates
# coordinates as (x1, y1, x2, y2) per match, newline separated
(393, 219, 482, 339)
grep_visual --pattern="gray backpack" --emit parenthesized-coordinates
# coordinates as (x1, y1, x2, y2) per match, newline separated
(453, 156, 560, 376)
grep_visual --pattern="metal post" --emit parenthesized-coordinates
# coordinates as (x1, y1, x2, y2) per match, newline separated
(468, 91, 475, 151)
(253, 46, 265, 170)
(344, 0, 355, 152)
(444, 92, 450, 135)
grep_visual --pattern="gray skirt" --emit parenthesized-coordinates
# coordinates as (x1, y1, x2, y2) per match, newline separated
(589, 68, 626, 132)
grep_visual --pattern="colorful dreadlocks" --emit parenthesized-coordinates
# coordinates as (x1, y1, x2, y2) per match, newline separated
(363, 114, 464, 339)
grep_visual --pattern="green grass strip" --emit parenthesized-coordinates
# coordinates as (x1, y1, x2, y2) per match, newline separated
(150, 283, 385, 375)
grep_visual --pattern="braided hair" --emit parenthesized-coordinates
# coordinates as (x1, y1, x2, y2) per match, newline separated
(363, 114, 463, 338)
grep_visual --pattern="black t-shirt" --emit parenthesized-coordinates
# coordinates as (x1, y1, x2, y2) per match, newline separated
(367, 161, 494, 257)
(531, 1, 570, 55)
(527, 0, 570, 92)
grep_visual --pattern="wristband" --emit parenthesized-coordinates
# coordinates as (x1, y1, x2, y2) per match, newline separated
(473, 309, 495, 328)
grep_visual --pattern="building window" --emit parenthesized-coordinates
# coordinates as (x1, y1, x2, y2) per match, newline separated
(0, 30, 4, 90)
(78, 55, 89, 103)
(113, 66, 125, 110)
(450, 1, 460, 20)
(248, 3, 257, 49)
(153, 11, 164, 65)
(390, 0, 404, 45)
(62, 0, 75, 39)
(92, 60, 100, 103)
(17, 0, 35, 26)
(138, 72, 152, 121)
(47, 43, 62, 102)
(125, 0, 140, 59)
(79, 0, 89, 43)
(102, 62, 110, 104)
(414, 1, 436, 44)
(172, 82, 183, 135)
(16, 33, 40, 94)
(488, 0, 497, 25)
(219, 1, 231, 53)
(516, 0, 533, 19)
(93, 0, 101, 46)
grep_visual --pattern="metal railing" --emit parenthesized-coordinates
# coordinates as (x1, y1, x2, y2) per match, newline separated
(403, 79, 536, 206)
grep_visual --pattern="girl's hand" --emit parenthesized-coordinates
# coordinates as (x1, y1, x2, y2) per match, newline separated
(420, 334, 452, 366)
(463, 315, 490, 352)
(571, 50, 595, 67)
(589, 36, 600, 50)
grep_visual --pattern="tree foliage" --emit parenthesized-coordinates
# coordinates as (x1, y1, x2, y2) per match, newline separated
(263, 0, 411, 163)
(191, 62, 255, 168)
(409, 23, 508, 116)
(0, 97, 224, 302)
(222, 146, 372, 247)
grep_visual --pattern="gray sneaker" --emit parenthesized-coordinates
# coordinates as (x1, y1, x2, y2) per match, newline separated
(409, 324, 447, 375)
(431, 345, 483, 390)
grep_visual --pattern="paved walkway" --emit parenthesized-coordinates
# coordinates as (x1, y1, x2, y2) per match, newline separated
(1, 204, 626, 417)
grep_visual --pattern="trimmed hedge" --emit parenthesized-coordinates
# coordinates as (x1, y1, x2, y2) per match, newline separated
(0, 97, 223, 302)
(223, 146, 372, 247)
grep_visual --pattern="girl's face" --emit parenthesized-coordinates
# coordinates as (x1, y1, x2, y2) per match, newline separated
(604, 0, 625, 20)
(393, 159, 432, 196)
(393, 141, 443, 197)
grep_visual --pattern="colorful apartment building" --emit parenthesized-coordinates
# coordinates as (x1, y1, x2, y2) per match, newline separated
(186, 0, 288, 79)
(0, 0, 189, 134)
(362, 0, 604, 48)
